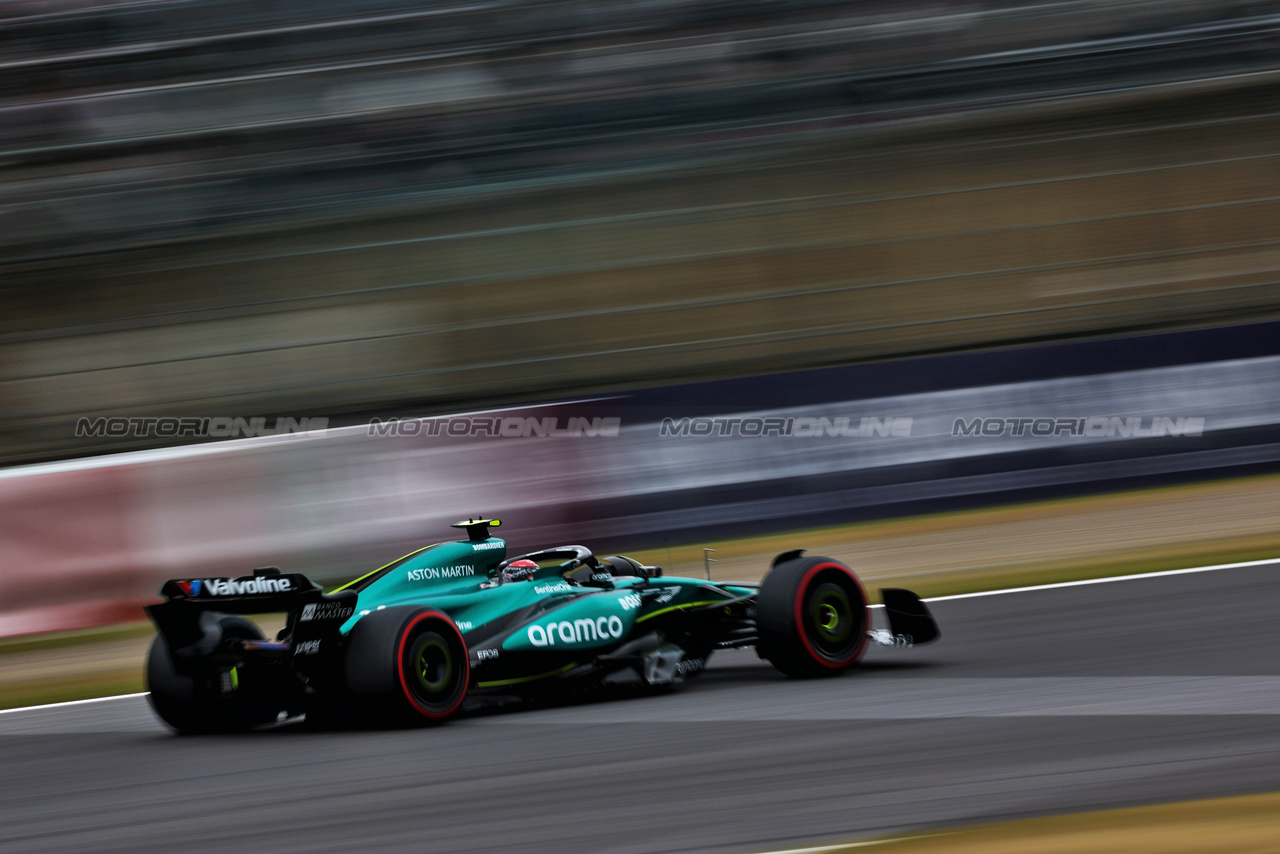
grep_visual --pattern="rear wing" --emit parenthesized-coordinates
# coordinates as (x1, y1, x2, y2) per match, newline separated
(146, 568, 356, 657)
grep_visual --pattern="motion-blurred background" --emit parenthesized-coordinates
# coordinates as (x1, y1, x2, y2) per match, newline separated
(4, 0, 1280, 636)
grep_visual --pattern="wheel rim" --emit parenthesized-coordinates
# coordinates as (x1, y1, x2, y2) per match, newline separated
(405, 631, 459, 709)
(817, 603, 840, 631)
(414, 635, 453, 694)
(805, 581, 857, 657)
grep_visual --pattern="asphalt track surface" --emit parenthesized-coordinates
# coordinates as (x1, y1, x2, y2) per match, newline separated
(4, 565, 1280, 854)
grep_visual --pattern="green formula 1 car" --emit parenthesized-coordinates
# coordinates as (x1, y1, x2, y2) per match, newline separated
(145, 519, 940, 732)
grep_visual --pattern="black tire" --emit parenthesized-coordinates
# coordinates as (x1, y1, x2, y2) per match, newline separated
(344, 606, 469, 726)
(147, 615, 273, 734)
(757, 555, 870, 678)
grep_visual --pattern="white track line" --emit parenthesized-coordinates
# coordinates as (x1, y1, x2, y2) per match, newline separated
(4, 556, 1279, 715)
(860, 556, 1280, 608)
(922, 556, 1280, 603)
(0, 692, 147, 716)
(752, 836, 939, 854)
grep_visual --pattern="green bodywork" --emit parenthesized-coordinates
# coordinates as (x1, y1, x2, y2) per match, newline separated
(328, 536, 756, 690)
(147, 528, 762, 706)
(332, 539, 511, 635)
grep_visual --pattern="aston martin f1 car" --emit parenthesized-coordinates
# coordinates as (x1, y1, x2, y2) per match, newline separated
(145, 519, 940, 732)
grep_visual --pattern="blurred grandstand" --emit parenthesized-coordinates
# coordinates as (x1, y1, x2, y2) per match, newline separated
(3, 0, 1280, 463)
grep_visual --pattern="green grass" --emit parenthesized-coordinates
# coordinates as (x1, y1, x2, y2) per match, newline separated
(0, 621, 154, 656)
(0, 670, 145, 711)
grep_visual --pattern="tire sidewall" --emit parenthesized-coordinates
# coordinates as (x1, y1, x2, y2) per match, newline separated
(395, 611, 469, 720)
(791, 562, 869, 669)
(758, 556, 870, 677)
(345, 605, 469, 723)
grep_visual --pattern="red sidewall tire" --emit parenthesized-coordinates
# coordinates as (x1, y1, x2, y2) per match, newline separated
(758, 556, 870, 678)
(792, 562, 870, 671)
(395, 610, 470, 721)
(344, 606, 470, 726)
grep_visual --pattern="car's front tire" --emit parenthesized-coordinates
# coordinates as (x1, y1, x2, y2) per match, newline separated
(757, 555, 870, 678)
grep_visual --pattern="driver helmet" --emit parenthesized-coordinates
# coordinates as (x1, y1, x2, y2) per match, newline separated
(501, 559, 538, 583)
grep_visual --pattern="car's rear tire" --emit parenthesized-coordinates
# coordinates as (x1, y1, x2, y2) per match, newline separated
(344, 606, 469, 726)
(757, 555, 870, 678)
(147, 615, 274, 734)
